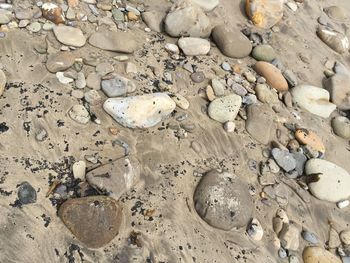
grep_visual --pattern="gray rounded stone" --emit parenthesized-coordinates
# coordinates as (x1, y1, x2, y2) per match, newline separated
(332, 116, 350, 139)
(251, 44, 276, 62)
(18, 182, 37, 205)
(101, 75, 136, 97)
(208, 94, 242, 123)
(193, 170, 253, 230)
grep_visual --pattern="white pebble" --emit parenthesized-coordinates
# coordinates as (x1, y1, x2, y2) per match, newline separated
(165, 43, 179, 54)
(73, 161, 86, 180)
(337, 200, 349, 209)
(224, 121, 235, 132)
(247, 218, 263, 241)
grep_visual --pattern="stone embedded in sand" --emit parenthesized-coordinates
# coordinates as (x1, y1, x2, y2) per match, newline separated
(0, 10, 11, 25)
(18, 182, 37, 205)
(142, 11, 166, 32)
(46, 52, 75, 73)
(324, 73, 350, 110)
(0, 69, 6, 97)
(72, 161, 86, 181)
(245, 103, 275, 144)
(303, 246, 342, 263)
(53, 25, 86, 47)
(255, 83, 279, 105)
(101, 75, 136, 97)
(84, 90, 102, 105)
(208, 94, 242, 123)
(254, 61, 288, 91)
(279, 223, 299, 250)
(103, 93, 176, 128)
(245, 0, 284, 29)
(291, 85, 336, 118)
(305, 159, 350, 202)
(164, 0, 211, 37)
(251, 44, 276, 62)
(211, 25, 252, 58)
(295, 129, 325, 153)
(42, 3, 65, 24)
(178, 37, 210, 56)
(86, 73, 101, 90)
(340, 230, 350, 245)
(302, 230, 319, 245)
(58, 196, 122, 248)
(247, 218, 264, 241)
(86, 157, 140, 199)
(68, 105, 90, 124)
(271, 148, 296, 172)
(324, 6, 347, 22)
(89, 31, 138, 53)
(332, 116, 350, 139)
(191, 0, 219, 11)
(169, 93, 190, 110)
(193, 170, 253, 230)
(317, 26, 349, 54)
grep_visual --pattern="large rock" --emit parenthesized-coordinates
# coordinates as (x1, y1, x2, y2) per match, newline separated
(53, 25, 86, 47)
(86, 157, 140, 199)
(89, 31, 139, 53)
(245, 0, 284, 29)
(164, 0, 211, 37)
(303, 246, 342, 263)
(324, 73, 350, 110)
(291, 85, 336, 118)
(46, 52, 75, 73)
(141, 11, 166, 32)
(192, 0, 219, 11)
(178, 37, 210, 56)
(245, 103, 275, 144)
(305, 159, 350, 202)
(101, 75, 136, 97)
(193, 170, 253, 230)
(332, 116, 350, 139)
(208, 94, 242, 123)
(317, 26, 349, 54)
(103, 93, 176, 128)
(211, 25, 252, 58)
(254, 61, 288, 91)
(58, 196, 122, 248)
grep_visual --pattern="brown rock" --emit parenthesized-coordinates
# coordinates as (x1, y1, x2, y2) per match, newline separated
(303, 246, 341, 263)
(254, 61, 288, 91)
(42, 3, 65, 24)
(295, 129, 325, 153)
(58, 196, 122, 248)
(127, 11, 138, 21)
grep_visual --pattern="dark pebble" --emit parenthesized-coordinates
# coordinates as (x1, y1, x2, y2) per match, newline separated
(18, 182, 37, 205)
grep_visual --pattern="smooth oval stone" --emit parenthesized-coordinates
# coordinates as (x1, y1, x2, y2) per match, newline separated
(0, 69, 6, 97)
(72, 161, 86, 180)
(212, 25, 252, 58)
(305, 159, 350, 202)
(340, 230, 350, 245)
(46, 52, 75, 73)
(164, 0, 211, 37)
(86, 157, 140, 199)
(192, 0, 219, 12)
(303, 246, 342, 263)
(191, 71, 205, 83)
(58, 196, 122, 248)
(18, 182, 37, 205)
(252, 44, 276, 62)
(193, 170, 253, 230)
(245, 0, 284, 29)
(302, 230, 319, 244)
(103, 93, 176, 128)
(142, 11, 166, 32)
(317, 26, 349, 54)
(89, 31, 138, 53)
(324, 6, 347, 21)
(295, 129, 325, 153)
(332, 116, 350, 139)
(254, 61, 288, 91)
(42, 3, 65, 24)
(208, 94, 242, 123)
(68, 105, 90, 124)
(247, 218, 264, 241)
(53, 25, 86, 47)
(271, 148, 296, 172)
(169, 93, 190, 110)
(178, 37, 210, 56)
(101, 76, 136, 97)
(255, 83, 278, 104)
(324, 73, 350, 110)
(291, 85, 336, 118)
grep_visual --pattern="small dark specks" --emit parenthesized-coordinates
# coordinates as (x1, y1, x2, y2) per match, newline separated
(0, 122, 9, 133)
(41, 214, 51, 227)
(26, 234, 35, 240)
(23, 121, 31, 136)
(57, 120, 64, 127)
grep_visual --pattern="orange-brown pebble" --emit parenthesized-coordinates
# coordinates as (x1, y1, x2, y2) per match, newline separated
(109, 127, 119, 135)
(42, 3, 65, 24)
(254, 61, 288, 92)
(295, 129, 325, 153)
(68, 0, 79, 8)
(127, 11, 138, 21)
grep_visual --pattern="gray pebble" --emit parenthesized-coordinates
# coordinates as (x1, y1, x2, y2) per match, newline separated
(18, 182, 37, 205)
(278, 248, 287, 259)
(302, 230, 318, 244)
(221, 62, 231, 71)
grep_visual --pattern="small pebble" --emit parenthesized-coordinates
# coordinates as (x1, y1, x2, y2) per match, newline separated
(337, 200, 350, 209)
(221, 62, 231, 71)
(302, 230, 319, 244)
(224, 121, 235, 132)
(18, 182, 37, 205)
(278, 248, 287, 259)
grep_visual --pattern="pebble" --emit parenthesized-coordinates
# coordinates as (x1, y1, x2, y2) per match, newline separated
(164, 1, 211, 37)
(165, 43, 180, 54)
(283, 70, 298, 87)
(103, 93, 176, 128)
(208, 94, 242, 123)
(243, 71, 256, 83)
(278, 248, 287, 259)
(0, 11, 10, 25)
(192, 0, 219, 11)
(242, 94, 257, 105)
(231, 83, 248, 96)
(68, 105, 90, 124)
(86, 157, 140, 199)
(252, 44, 276, 62)
(84, 90, 101, 105)
(303, 246, 341, 263)
(114, 55, 129, 62)
(279, 223, 300, 250)
(221, 62, 231, 71)
(287, 2, 298, 11)
(271, 148, 296, 172)
(178, 37, 211, 56)
(0, 69, 6, 97)
(206, 85, 216, 101)
(19, 20, 30, 28)
(324, 6, 347, 21)
(35, 128, 48, 141)
(89, 31, 138, 53)
(75, 72, 86, 89)
(86, 73, 101, 90)
(53, 25, 86, 47)
(18, 182, 37, 205)
(27, 22, 41, 33)
(302, 230, 319, 244)
(340, 230, 350, 245)
(247, 218, 264, 241)
(169, 93, 190, 110)
(295, 129, 325, 153)
(211, 79, 225, 96)
(72, 161, 86, 180)
(191, 72, 205, 83)
(71, 89, 84, 99)
(141, 11, 166, 32)
(246, 0, 284, 28)
(329, 227, 341, 249)
(56, 72, 74, 84)
(291, 85, 336, 118)
(255, 83, 278, 105)
(58, 196, 122, 248)
(101, 75, 136, 97)
(42, 2, 65, 24)
(125, 62, 138, 74)
(96, 62, 114, 76)
(317, 26, 349, 54)
(224, 121, 235, 132)
(212, 25, 252, 58)
(305, 159, 350, 202)
(254, 61, 288, 91)
(324, 73, 350, 110)
(194, 170, 253, 230)
(337, 200, 350, 209)
(289, 255, 300, 263)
